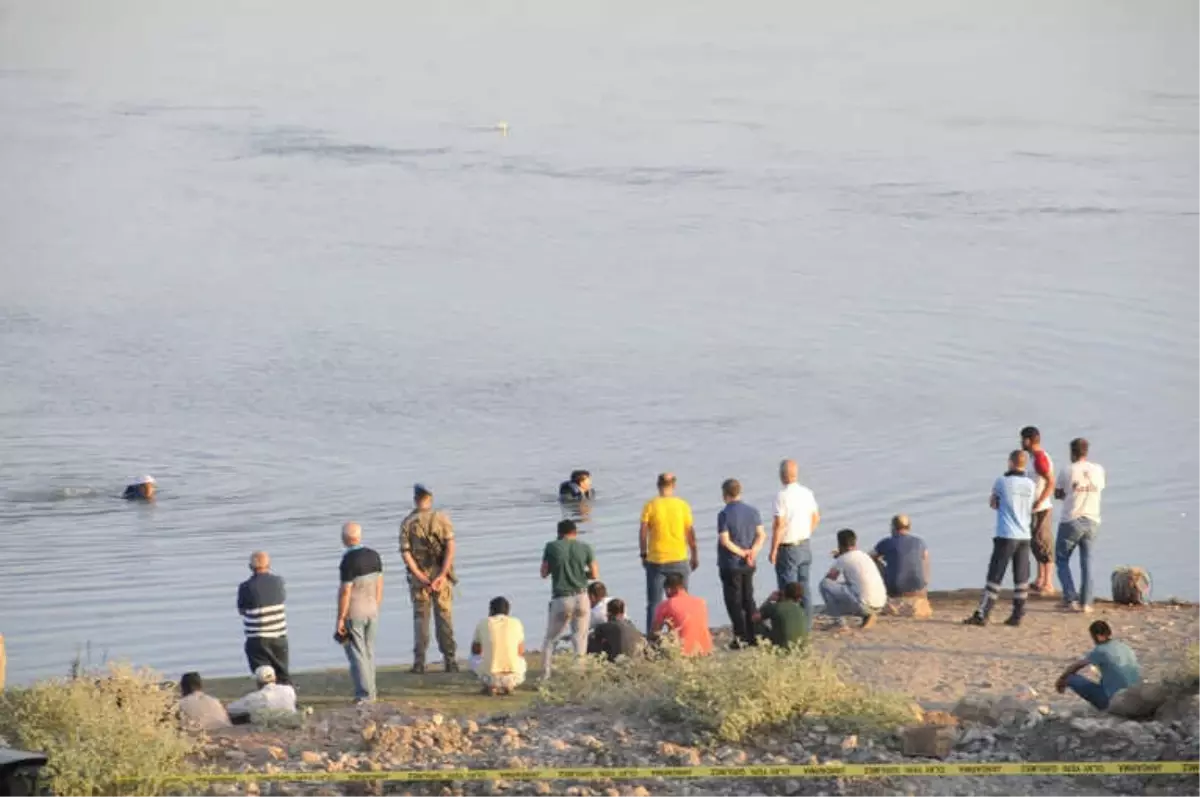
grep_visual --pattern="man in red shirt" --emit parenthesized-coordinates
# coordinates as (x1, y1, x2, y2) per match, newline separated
(651, 573, 713, 656)
(1020, 426, 1057, 595)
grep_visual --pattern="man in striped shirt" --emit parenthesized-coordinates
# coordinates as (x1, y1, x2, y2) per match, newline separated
(237, 551, 289, 684)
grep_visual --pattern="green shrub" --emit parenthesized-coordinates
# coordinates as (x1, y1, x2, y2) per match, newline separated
(0, 664, 199, 796)
(538, 645, 918, 743)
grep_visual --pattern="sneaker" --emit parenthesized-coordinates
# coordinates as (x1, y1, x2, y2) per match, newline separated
(1060, 602, 1081, 613)
(860, 613, 878, 630)
(1082, 605, 1094, 614)
(1003, 614, 1022, 627)
(410, 662, 426, 674)
(444, 659, 460, 673)
(963, 612, 988, 626)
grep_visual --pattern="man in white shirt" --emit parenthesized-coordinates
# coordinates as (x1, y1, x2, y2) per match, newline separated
(588, 582, 612, 626)
(818, 529, 886, 630)
(769, 459, 820, 634)
(177, 672, 230, 731)
(1054, 438, 1106, 613)
(227, 665, 297, 722)
(469, 596, 527, 696)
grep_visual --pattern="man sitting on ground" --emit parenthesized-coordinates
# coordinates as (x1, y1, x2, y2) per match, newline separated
(651, 573, 713, 656)
(470, 596, 527, 696)
(871, 514, 931, 617)
(226, 665, 297, 723)
(1055, 620, 1141, 711)
(753, 582, 808, 650)
(819, 529, 887, 630)
(587, 598, 645, 661)
(178, 672, 230, 731)
(559, 470, 595, 502)
(587, 581, 612, 626)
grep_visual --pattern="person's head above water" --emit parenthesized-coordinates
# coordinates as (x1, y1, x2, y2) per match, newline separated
(249, 551, 270, 573)
(779, 459, 798, 486)
(341, 521, 362, 548)
(124, 475, 156, 501)
(570, 470, 592, 492)
(413, 483, 433, 509)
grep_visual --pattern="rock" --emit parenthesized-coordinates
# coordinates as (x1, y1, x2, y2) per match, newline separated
(1108, 681, 1171, 719)
(922, 711, 958, 727)
(901, 725, 957, 759)
(533, 784, 552, 796)
(224, 750, 247, 763)
(466, 720, 480, 735)
(300, 750, 323, 765)
(432, 714, 445, 726)
(840, 735, 858, 751)
(605, 790, 622, 797)
(951, 696, 994, 724)
(1155, 693, 1200, 725)
(631, 789, 651, 797)
(361, 722, 378, 743)
(550, 739, 570, 752)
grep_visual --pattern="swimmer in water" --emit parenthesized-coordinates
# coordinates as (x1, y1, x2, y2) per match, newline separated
(558, 470, 594, 502)
(122, 475, 156, 501)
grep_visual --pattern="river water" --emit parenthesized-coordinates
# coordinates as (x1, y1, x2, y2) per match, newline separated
(1, 0, 1196, 685)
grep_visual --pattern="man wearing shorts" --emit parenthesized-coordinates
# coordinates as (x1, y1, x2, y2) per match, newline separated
(1020, 426, 1056, 595)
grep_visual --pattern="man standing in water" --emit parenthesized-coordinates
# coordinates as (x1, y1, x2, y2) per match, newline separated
(237, 550, 290, 684)
(1055, 438, 1106, 613)
(400, 484, 458, 673)
(964, 450, 1034, 627)
(639, 473, 699, 633)
(336, 522, 383, 703)
(1020, 426, 1057, 595)
(769, 460, 820, 634)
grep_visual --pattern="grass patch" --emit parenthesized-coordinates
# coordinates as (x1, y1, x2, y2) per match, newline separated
(538, 645, 919, 743)
(0, 664, 200, 796)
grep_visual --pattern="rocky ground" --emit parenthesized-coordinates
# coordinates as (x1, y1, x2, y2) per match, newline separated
(197, 595, 1199, 796)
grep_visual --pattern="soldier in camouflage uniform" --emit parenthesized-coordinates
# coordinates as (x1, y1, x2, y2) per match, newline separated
(400, 483, 458, 673)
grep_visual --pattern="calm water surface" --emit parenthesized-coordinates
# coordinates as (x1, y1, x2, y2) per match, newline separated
(1, 0, 1197, 684)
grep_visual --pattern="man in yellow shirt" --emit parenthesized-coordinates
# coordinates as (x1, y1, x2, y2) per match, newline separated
(639, 472, 699, 633)
(469, 596, 526, 696)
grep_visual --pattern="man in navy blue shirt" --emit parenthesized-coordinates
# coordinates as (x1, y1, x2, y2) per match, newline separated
(716, 479, 766, 648)
(871, 515, 930, 600)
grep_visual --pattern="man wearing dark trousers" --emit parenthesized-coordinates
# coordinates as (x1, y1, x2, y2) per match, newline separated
(965, 450, 1035, 627)
(716, 478, 765, 648)
(237, 550, 289, 684)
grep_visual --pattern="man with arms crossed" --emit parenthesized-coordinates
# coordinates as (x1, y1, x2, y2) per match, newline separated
(336, 522, 384, 703)
(716, 478, 765, 649)
(964, 451, 1034, 627)
(770, 460, 820, 635)
(1055, 438, 1106, 613)
(639, 472, 698, 633)
(541, 519, 599, 679)
(1020, 426, 1057, 595)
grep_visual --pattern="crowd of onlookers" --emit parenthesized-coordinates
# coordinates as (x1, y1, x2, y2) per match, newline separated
(173, 426, 1136, 727)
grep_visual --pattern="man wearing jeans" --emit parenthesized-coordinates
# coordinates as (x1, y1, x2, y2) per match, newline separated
(819, 529, 887, 630)
(769, 460, 820, 634)
(639, 473, 698, 633)
(541, 519, 599, 679)
(336, 522, 384, 703)
(1055, 438, 1106, 613)
(1055, 620, 1140, 710)
(716, 478, 765, 648)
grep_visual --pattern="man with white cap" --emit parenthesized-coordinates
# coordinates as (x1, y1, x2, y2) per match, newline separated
(122, 475, 156, 501)
(226, 665, 297, 722)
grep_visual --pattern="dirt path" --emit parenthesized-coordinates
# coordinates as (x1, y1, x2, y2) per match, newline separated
(807, 591, 1197, 709)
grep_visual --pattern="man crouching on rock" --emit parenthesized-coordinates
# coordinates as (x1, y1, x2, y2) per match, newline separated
(1055, 619, 1141, 711)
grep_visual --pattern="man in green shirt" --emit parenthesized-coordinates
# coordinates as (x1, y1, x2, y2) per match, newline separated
(540, 519, 599, 679)
(754, 582, 809, 651)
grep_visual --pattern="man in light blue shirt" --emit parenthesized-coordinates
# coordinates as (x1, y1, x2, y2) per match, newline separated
(1055, 620, 1141, 710)
(965, 450, 1035, 627)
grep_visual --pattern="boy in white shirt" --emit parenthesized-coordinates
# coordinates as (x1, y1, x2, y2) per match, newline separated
(819, 529, 887, 630)
(1055, 438, 1106, 613)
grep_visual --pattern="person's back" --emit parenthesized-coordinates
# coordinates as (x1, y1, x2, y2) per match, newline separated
(994, 472, 1035, 540)
(227, 667, 296, 718)
(543, 536, 594, 598)
(655, 591, 713, 656)
(758, 597, 806, 648)
(1061, 459, 1106, 522)
(178, 673, 230, 731)
(873, 534, 928, 596)
(835, 549, 887, 609)
(587, 600, 645, 661)
(477, 614, 525, 678)
(1090, 638, 1140, 697)
(642, 495, 693, 563)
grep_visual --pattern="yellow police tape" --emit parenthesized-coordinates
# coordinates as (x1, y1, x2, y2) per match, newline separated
(134, 760, 1198, 785)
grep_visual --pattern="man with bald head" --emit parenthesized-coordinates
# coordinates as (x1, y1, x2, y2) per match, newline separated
(336, 522, 384, 703)
(237, 550, 289, 684)
(770, 460, 820, 635)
